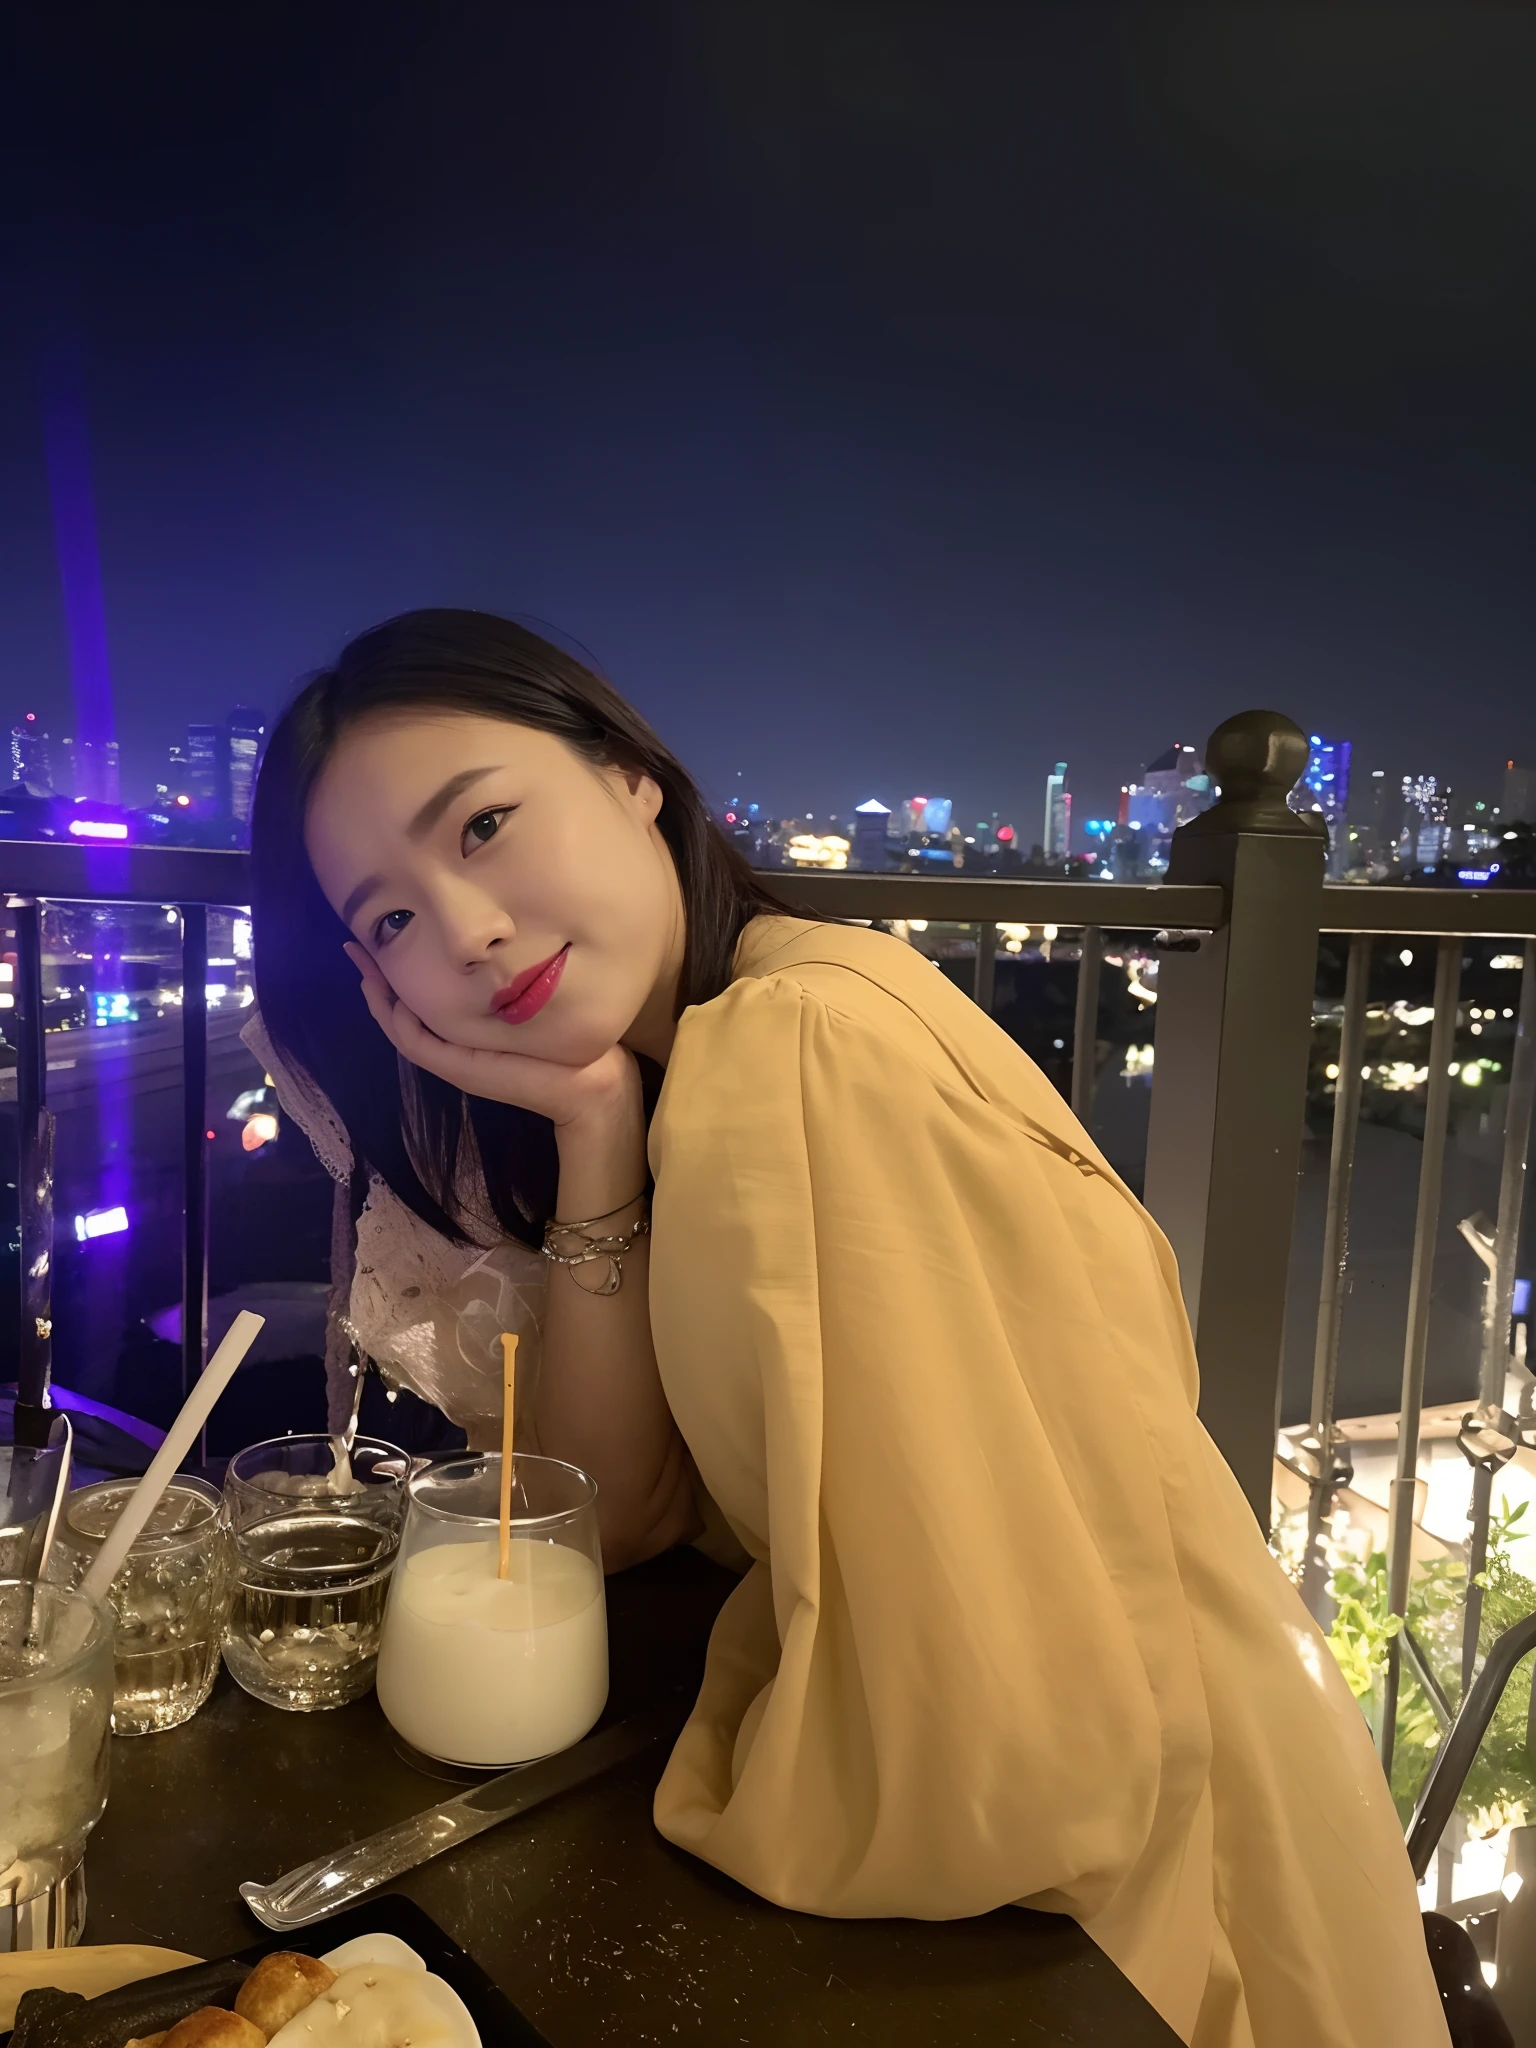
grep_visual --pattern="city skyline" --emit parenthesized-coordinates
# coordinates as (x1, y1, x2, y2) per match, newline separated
(7, 691, 1532, 890)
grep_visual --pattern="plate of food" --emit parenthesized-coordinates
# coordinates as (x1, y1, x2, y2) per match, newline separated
(2, 1894, 551, 2047)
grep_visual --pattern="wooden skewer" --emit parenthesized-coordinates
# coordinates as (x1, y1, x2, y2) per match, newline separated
(498, 1332, 518, 1580)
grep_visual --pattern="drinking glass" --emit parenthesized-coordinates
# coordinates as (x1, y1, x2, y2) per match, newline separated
(51, 1477, 233, 1736)
(0, 1414, 72, 1581)
(0, 1580, 114, 1949)
(222, 1435, 405, 1711)
(376, 1453, 607, 1768)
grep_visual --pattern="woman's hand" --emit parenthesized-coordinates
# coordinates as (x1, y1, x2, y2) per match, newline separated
(346, 943, 690, 1568)
(343, 942, 638, 1130)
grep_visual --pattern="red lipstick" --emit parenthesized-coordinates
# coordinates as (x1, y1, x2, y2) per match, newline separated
(491, 946, 570, 1026)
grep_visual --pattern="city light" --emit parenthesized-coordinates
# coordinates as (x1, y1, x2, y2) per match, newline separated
(74, 1205, 130, 1242)
(784, 832, 850, 870)
(68, 818, 129, 841)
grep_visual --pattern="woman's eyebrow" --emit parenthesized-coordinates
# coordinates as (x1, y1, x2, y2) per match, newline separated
(340, 872, 385, 929)
(407, 765, 501, 840)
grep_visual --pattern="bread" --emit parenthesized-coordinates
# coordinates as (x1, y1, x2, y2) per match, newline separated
(233, 1952, 338, 2037)
(156, 2010, 267, 2047)
(124, 2035, 167, 2047)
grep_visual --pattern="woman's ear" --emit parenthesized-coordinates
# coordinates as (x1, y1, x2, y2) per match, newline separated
(613, 766, 664, 824)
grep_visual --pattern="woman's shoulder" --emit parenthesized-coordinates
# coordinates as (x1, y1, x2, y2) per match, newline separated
(730, 914, 956, 1015)
(676, 914, 988, 1083)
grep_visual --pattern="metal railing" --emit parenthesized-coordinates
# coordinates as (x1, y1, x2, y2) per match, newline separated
(4, 842, 249, 1450)
(6, 714, 1536, 1853)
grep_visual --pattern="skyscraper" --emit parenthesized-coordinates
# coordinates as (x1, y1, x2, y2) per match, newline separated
(1043, 762, 1070, 861)
(9, 714, 53, 791)
(1119, 744, 1211, 873)
(899, 796, 953, 836)
(1505, 760, 1535, 826)
(1290, 735, 1352, 875)
(1401, 774, 1451, 868)
(852, 798, 892, 870)
(72, 736, 120, 805)
(185, 724, 227, 810)
(227, 706, 265, 826)
(1347, 768, 1400, 876)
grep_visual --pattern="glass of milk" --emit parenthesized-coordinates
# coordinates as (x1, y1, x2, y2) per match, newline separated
(375, 1454, 607, 1767)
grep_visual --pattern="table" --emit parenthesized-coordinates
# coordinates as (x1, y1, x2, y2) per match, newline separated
(84, 1549, 1180, 2045)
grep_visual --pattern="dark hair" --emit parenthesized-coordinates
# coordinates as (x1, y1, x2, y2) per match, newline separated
(251, 609, 782, 1249)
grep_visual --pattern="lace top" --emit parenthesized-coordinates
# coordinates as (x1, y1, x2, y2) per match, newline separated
(241, 1013, 545, 1448)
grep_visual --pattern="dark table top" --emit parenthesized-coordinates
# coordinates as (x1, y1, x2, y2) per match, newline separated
(83, 1548, 1179, 2046)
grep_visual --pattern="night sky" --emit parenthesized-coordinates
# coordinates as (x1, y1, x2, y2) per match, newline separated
(2, 4, 1532, 830)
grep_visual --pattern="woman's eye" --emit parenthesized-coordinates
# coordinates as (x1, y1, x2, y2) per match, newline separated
(373, 908, 414, 944)
(462, 807, 511, 851)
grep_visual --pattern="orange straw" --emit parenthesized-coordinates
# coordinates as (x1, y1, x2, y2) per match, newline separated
(497, 1332, 518, 1580)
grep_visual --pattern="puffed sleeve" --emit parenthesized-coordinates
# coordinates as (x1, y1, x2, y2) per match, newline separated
(647, 969, 1210, 1934)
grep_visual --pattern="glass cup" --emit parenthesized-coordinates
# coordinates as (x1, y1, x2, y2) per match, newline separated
(376, 1453, 607, 1768)
(222, 1435, 406, 1711)
(51, 1477, 233, 1736)
(0, 1580, 114, 1949)
(0, 1414, 72, 1581)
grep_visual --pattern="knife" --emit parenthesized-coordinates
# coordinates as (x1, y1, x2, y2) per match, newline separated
(239, 1697, 686, 1930)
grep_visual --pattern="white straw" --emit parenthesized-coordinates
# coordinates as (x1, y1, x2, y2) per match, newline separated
(79, 1311, 264, 1605)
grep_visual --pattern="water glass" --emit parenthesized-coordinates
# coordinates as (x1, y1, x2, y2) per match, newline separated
(51, 1478, 233, 1736)
(222, 1435, 406, 1712)
(0, 1415, 72, 1581)
(0, 1580, 114, 1949)
(376, 1453, 607, 1768)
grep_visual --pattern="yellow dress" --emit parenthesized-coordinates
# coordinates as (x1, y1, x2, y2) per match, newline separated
(647, 917, 1448, 2048)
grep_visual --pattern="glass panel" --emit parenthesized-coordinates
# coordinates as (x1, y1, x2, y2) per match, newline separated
(1, 896, 335, 1469)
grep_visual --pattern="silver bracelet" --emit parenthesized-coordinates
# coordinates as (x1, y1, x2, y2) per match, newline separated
(542, 1205, 651, 1296)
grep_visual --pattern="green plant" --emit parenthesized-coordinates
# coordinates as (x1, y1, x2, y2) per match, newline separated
(1324, 1502, 1536, 1824)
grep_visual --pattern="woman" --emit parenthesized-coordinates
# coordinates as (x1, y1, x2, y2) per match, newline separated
(252, 609, 1448, 2048)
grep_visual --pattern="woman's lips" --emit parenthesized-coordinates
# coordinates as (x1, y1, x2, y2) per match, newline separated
(492, 946, 570, 1026)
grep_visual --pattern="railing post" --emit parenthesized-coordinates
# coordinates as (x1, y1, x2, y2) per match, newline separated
(1298, 932, 1372, 1623)
(1143, 711, 1326, 1522)
(180, 904, 209, 1403)
(9, 897, 53, 1447)
(972, 923, 997, 1015)
(1070, 926, 1102, 1126)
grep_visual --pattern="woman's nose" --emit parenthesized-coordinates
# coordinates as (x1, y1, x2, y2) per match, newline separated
(437, 884, 516, 968)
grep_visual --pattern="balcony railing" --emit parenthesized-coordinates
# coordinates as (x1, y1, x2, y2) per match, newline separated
(6, 711, 1536, 1959)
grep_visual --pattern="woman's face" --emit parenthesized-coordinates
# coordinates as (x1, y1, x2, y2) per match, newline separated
(305, 711, 685, 1066)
